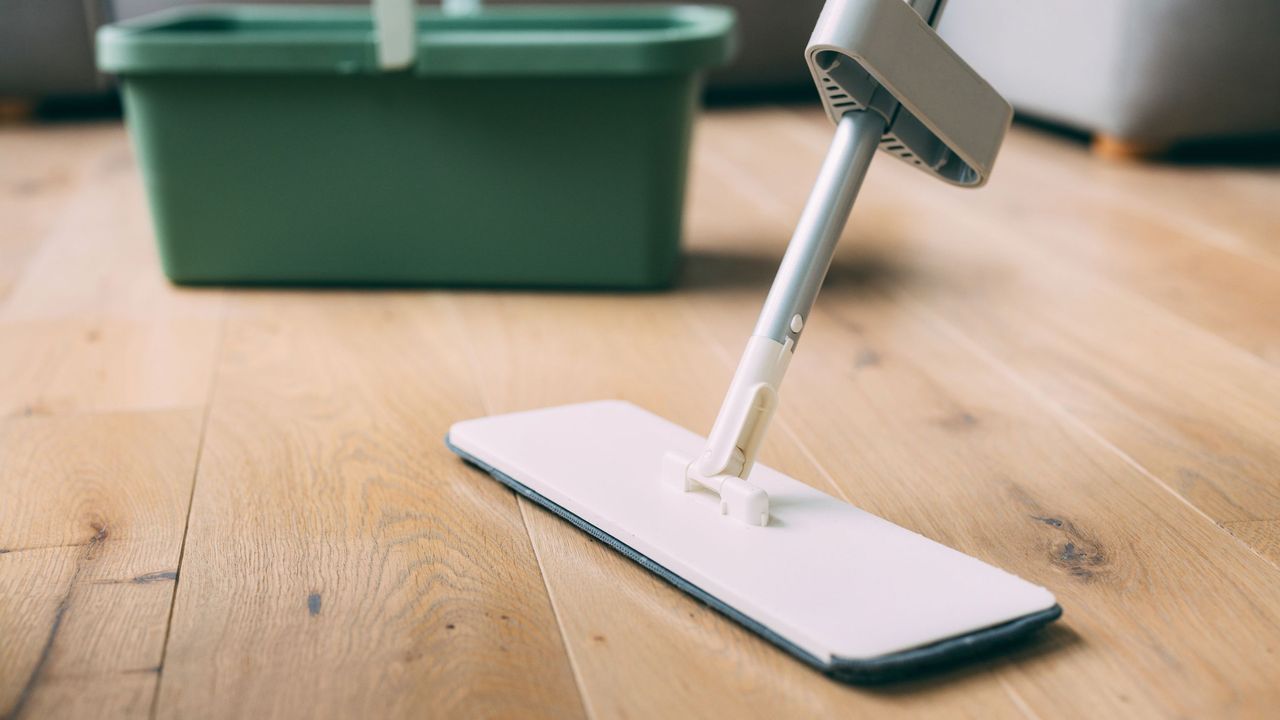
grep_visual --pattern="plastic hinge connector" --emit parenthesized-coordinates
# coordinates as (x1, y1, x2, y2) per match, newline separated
(661, 336, 793, 527)
(805, 0, 1012, 186)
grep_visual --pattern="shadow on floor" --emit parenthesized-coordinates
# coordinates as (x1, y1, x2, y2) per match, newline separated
(677, 246, 915, 297)
(1159, 134, 1280, 167)
(855, 621, 1084, 695)
(1015, 114, 1280, 168)
(26, 93, 123, 123)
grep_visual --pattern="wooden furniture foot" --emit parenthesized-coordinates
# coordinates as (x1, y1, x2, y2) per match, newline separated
(1091, 133, 1169, 160)
(0, 97, 34, 123)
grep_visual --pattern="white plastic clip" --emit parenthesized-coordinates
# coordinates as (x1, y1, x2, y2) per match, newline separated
(663, 452, 771, 526)
(661, 336, 793, 526)
(373, 0, 416, 70)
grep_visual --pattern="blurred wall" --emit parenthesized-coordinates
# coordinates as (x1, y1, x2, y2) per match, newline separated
(0, 0, 112, 96)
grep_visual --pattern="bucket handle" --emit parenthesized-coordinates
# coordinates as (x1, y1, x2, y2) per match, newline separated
(373, 0, 483, 70)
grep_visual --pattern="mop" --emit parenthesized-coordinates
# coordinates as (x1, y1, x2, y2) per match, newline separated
(447, 0, 1060, 683)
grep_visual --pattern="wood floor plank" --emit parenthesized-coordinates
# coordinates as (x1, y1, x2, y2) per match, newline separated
(1063, 151, 1280, 264)
(0, 123, 117, 303)
(1223, 520, 1280, 564)
(992, 130, 1280, 366)
(155, 293, 585, 720)
(687, 113, 1280, 716)
(450, 291, 1031, 719)
(0, 128, 223, 418)
(0, 410, 204, 720)
(0, 318, 223, 419)
(811, 115, 1280, 366)
(706, 107, 1280, 558)
(7, 110, 1279, 717)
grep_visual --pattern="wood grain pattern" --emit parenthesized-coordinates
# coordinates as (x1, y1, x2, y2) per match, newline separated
(1, 122, 223, 719)
(994, 129, 1280, 366)
(0, 411, 203, 719)
(0, 124, 114, 302)
(0, 127, 223, 418)
(2, 109, 1278, 718)
(154, 294, 585, 719)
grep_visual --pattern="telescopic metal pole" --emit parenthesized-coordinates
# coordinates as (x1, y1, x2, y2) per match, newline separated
(751, 109, 885, 348)
(679, 109, 886, 524)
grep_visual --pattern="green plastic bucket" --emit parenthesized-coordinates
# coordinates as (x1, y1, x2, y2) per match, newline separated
(96, 4, 735, 287)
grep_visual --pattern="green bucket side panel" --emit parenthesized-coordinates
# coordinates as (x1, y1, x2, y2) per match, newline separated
(123, 73, 698, 287)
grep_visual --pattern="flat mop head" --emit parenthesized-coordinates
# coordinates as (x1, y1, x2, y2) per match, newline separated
(448, 402, 1060, 683)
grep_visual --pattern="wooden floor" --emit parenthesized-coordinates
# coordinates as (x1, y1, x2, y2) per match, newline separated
(2, 106, 1279, 719)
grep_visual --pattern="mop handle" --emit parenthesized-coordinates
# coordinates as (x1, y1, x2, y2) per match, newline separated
(680, 0, 994, 521)
(751, 0, 945, 340)
(689, 109, 884, 488)
(751, 109, 884, 348)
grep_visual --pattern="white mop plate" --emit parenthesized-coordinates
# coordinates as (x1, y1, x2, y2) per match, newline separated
(448, 400, 1058, 670)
